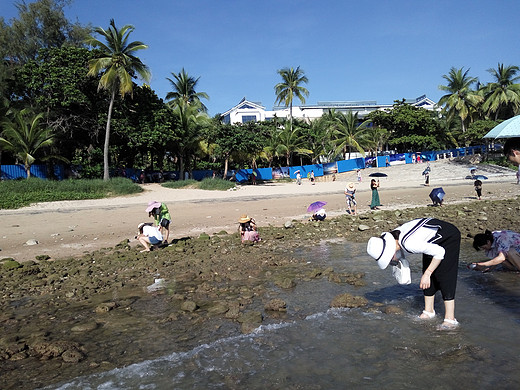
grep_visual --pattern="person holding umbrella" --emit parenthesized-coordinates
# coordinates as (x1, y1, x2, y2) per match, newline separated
(367, 218, 461, 330)
(370, 178, 381, 210)
(308, 201, 327, 221)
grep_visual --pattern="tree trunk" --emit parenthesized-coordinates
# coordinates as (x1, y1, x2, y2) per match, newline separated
(179, 154, 185, 180)
(223, 156, 229, 180)
(25, 162, 31, 178)
(103, 89, 116, 181)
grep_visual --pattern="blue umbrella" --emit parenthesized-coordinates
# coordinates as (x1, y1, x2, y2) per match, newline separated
(483, 115, 520, 139)
(307, 201, 327, 213)
(429, 187, 445, 204)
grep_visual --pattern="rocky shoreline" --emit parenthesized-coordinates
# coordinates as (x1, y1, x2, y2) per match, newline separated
(1, 196, 519, 389)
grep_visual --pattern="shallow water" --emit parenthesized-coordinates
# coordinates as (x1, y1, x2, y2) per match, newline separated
(47, 241, 520, 390)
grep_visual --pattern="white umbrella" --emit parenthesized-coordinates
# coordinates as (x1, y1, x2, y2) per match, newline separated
(483, 115, 520, 139)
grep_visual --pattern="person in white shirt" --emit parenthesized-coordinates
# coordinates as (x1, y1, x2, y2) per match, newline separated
(136, 222, 163, 252)
(367, 218, 461, 330)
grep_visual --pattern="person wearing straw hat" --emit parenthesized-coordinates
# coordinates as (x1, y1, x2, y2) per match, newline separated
(344, 182, 357, 215)
(136, 222, 163, 252)
(238, 214, 260, 243)
(367, 218, 461, 330)
(146, 201, 171, 244)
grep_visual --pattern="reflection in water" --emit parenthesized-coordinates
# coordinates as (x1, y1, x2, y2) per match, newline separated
(51, 242, 520, 390)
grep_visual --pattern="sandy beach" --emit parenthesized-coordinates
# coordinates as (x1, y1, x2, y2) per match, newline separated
(0, 158, 518, 263)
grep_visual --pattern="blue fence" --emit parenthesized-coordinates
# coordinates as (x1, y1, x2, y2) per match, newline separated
(0, 145, 495, 181)
(0, 164, 65, 180)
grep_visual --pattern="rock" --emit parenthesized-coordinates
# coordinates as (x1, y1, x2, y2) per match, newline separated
(94, 302, 117, 314)
(61, 349, 84, 363)
(71, 322, 98, 333)
(25, 239, 39, 246)
(284, 221, 294, 229)
(358, 224, 370, 231)
(264, 299, 287, 312)
(330, 293, 368, 308)
(35, 255, 51, 261)
(237, 310, 263, 324)
(274, 277, 296, 289)
(477, 216, 488, 221)
(181, 300, 198, 312)
(198, 233, 210, 240)
(384, 305, 404, 315)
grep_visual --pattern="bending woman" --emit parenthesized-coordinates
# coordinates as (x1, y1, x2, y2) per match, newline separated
(471, 229, 520, 272)
(367, 218, 461, 330)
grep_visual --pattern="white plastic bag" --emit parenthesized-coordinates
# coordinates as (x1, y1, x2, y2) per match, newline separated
(392, 259, 411, 285)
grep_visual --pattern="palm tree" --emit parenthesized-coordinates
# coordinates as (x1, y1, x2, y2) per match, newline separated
(274, 66, 309, 123)
(329, 110, 367, 160)
(85, 19, 150, 180)
(274, 122, 313, 166)
(438, 67, 482, 133)
(481, 63, 520, 120)
(360, 126, 389, 165)
(0, 109, 55, 178)
(166, 68, 209, 111)
(171, 100, 209, 179)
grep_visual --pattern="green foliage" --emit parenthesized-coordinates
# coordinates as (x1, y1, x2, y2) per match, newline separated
(0, 0, 91, 64)
(165, 68, 209, 111)
(162, 177, 235, 191)
(274, 66, 309, 120)
(162, 179, 197, 189)
(198, 177, 236, 191)
(368, 101, 447, 151)
(0, 177, 141, 209)
(464, 119, 499, 146)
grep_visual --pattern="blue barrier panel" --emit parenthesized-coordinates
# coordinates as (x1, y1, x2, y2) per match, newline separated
(192, 170, 213, 181)
(235, 168, 273, 182)
(323, 162, 337, 174)
(0, 164, 64, 179)
(376, 156, 387, 167)
(421, 151, 437, 161)
(337, 158, 364, 173)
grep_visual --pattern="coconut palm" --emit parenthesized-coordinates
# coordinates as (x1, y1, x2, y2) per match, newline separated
(171, 100, 209, 179)
(274, 66, 309, 123)
(360, 126, 389, 163)
(438, 67, 482, 133)
(166, 68, 209, 111)
(85, 19, 150, 180)
(329, 110, 367, 160)
(481, 63, 520, 120)
(0, 109, 55, 178)
(273, 122, 313, 166)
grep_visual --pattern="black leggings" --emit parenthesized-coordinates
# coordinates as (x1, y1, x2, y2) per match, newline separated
(421, 219, 460, 301)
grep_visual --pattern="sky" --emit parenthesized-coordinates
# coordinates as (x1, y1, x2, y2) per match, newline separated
(2, 0, 520, 116)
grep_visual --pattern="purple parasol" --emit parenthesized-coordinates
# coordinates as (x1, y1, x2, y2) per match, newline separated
(307, 201, 327, 212)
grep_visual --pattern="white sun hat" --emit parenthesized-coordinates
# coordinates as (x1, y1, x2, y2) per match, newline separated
(366, 232, 397, 269)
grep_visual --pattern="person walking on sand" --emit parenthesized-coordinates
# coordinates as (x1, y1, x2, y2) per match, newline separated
(370, 179, 381, 210)
(423, 163, 431, 186)
(296, 171, 302, 185)
(310, 170, 315, 185)
(344, 182, 357, 215)
(136, 222, 163, 252)
(357, 169, 362, 182)
(474, 179, 482, 200)
(470, 229, 520, 272)
(146, 201, 171, 244)
(367, 218, 461, 330)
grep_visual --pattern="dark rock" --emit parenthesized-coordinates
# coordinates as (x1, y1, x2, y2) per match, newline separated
(330, 293, 368, 308)
(264, 299, 287, 312)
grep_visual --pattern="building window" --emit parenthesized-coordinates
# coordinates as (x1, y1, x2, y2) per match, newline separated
(242, 115, 257, 123)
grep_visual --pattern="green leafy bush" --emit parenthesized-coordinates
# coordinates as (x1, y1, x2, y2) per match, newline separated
(0, 177, 141, 209)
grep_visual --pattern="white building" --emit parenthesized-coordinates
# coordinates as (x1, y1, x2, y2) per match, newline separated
(221, 95, 437, 124)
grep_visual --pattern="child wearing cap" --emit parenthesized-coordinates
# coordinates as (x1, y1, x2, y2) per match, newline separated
(367, 218, 461, 330)
(146, 201, 171, 244)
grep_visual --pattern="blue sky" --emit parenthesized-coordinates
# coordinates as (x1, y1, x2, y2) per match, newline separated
(2, 0, 520, 116)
